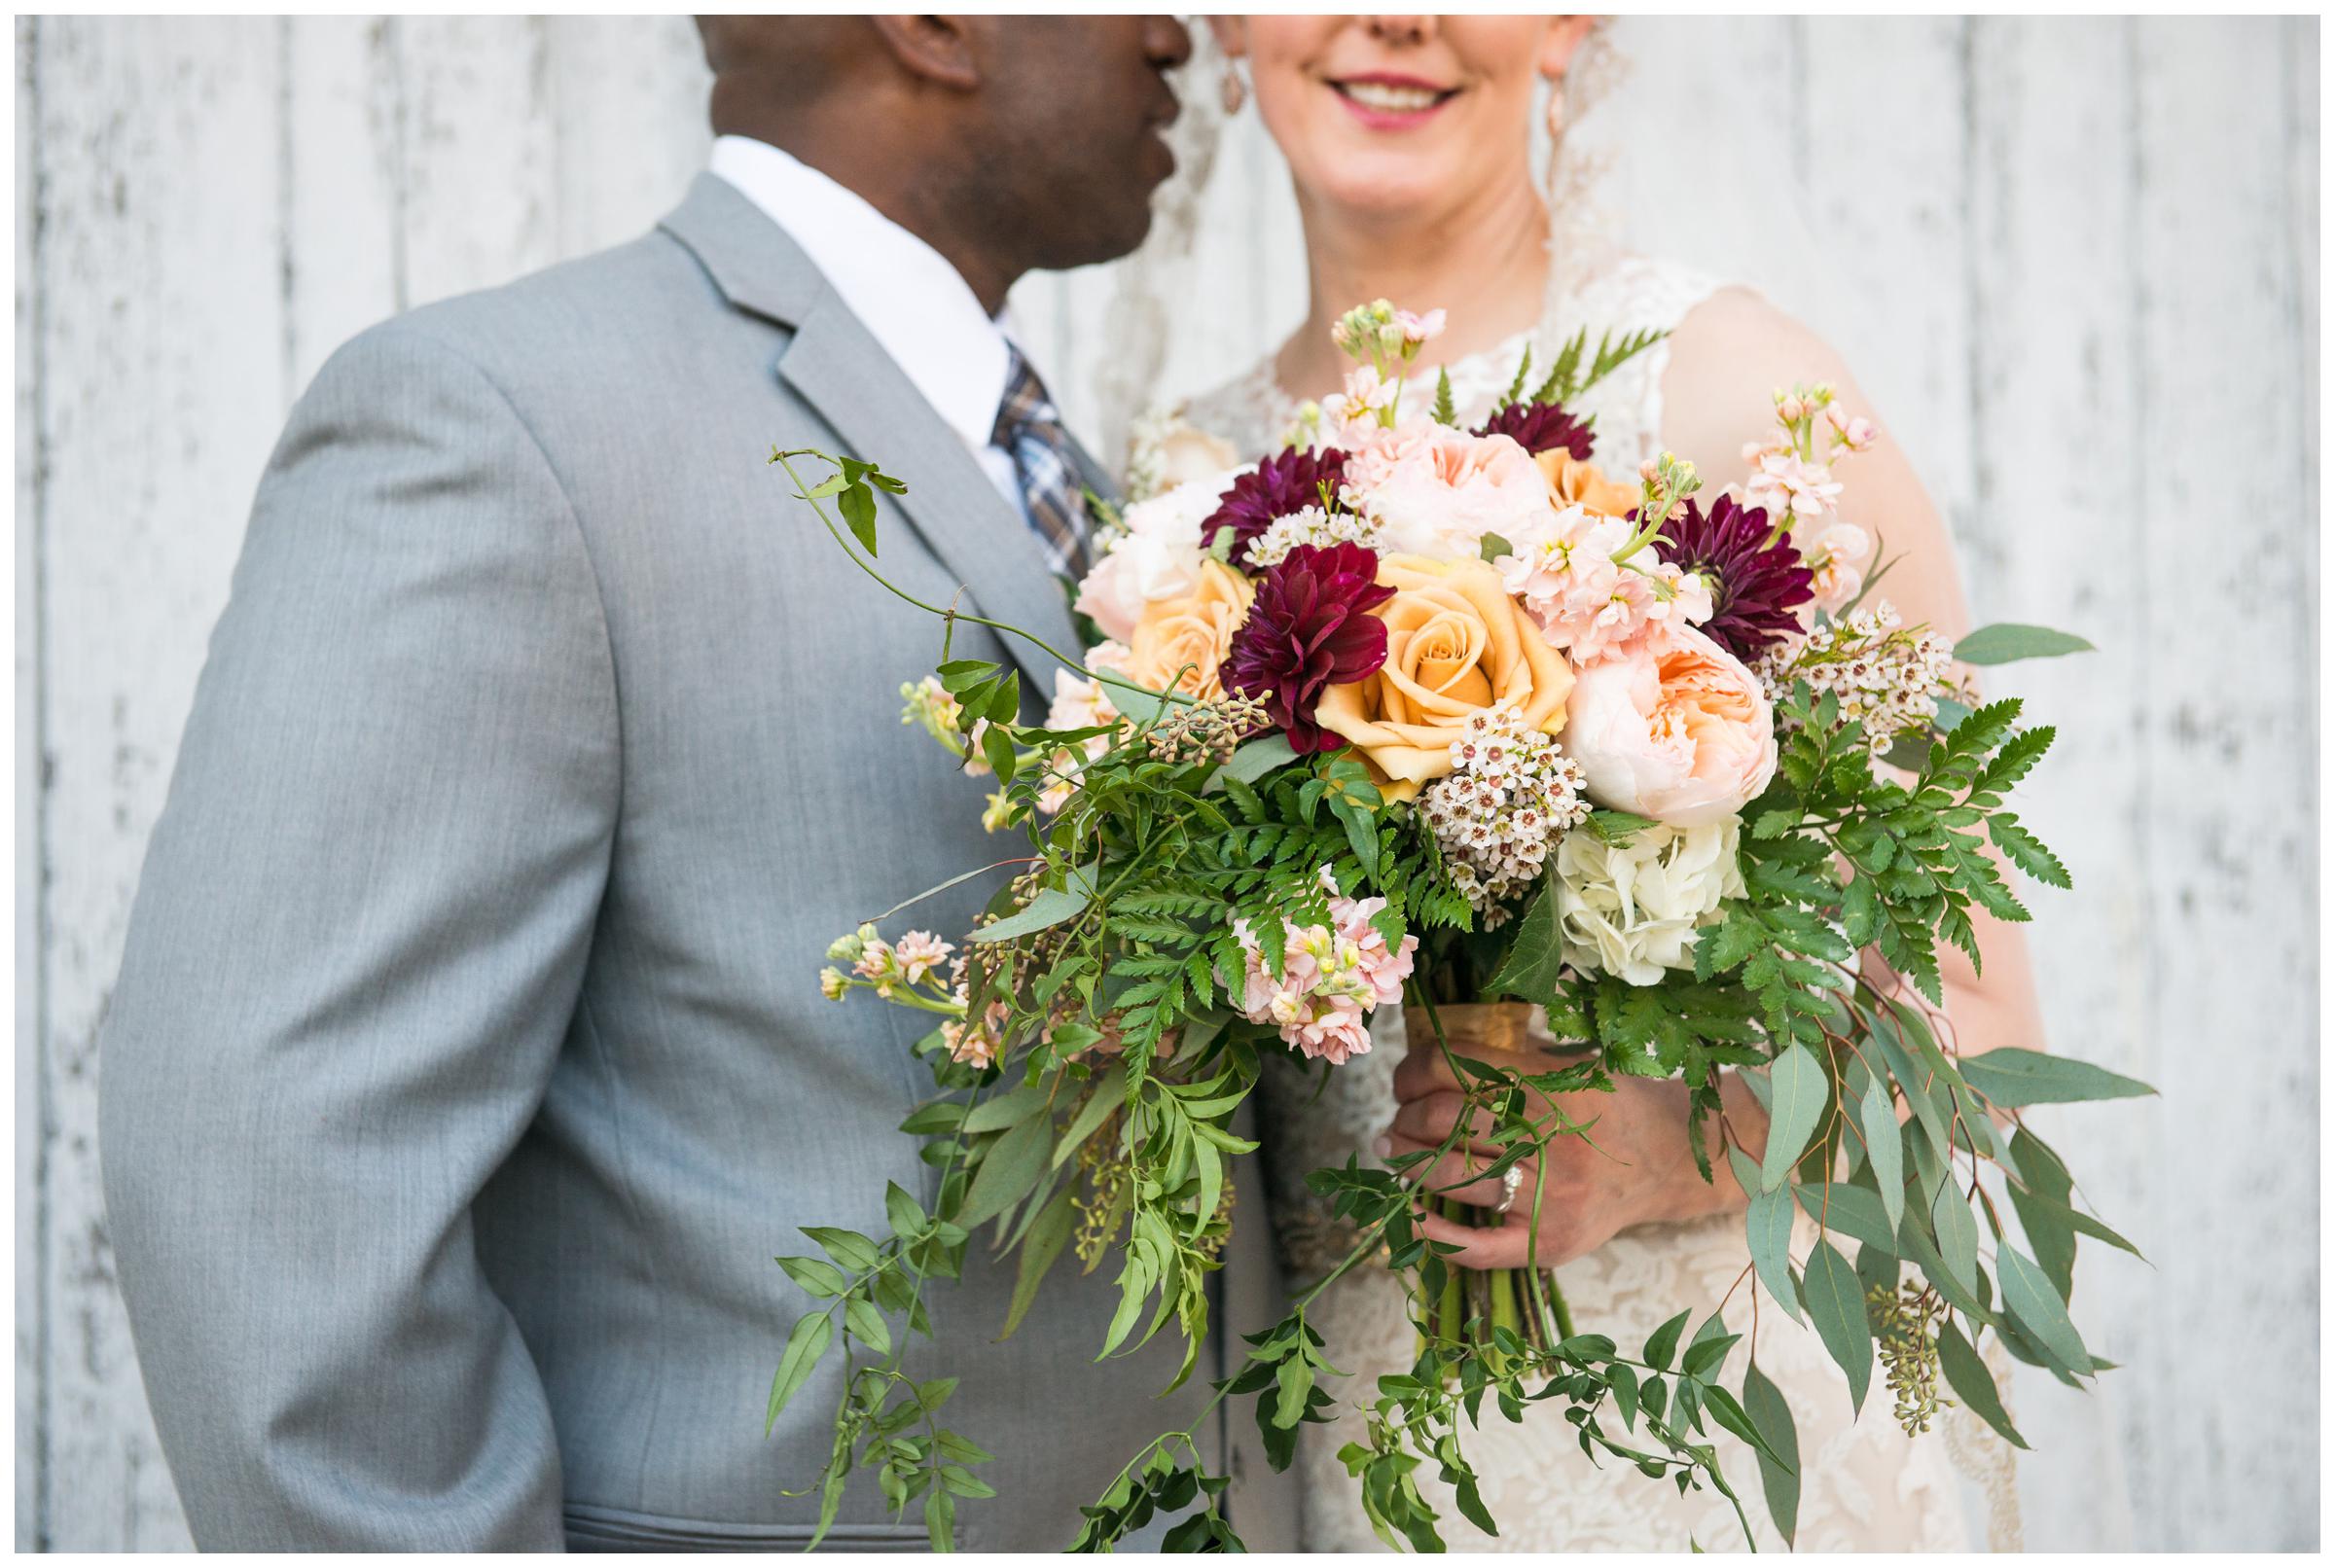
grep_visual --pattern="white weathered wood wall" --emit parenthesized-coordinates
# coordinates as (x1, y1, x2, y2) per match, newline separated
(15, 15, 2318, 1552)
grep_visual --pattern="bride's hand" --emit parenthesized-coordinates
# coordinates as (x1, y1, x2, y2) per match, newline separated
(1380, 1037, 1768, 1270)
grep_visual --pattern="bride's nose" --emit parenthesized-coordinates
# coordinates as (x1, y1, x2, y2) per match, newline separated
(1360, 15, 1435, 47)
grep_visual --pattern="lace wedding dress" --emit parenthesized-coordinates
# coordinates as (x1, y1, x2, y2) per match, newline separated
(1147, 255, 2022, 1553)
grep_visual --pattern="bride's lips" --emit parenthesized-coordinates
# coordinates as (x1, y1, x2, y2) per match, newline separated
(1328, 71, 1459, 130)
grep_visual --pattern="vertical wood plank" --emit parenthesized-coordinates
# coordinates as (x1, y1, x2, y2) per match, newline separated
(546, 16, 710, 259)
(1963, 18, 2148, 1550)
(16, 14, 49, 1553)
(1795, 18, 1975, 540)
(281, 16, 403, 395)
(36, 17, 286, 1550)
(1570, 19, 1803, 305)
(2131, 17, 2317, 1550)
(397, 16, 556, 307)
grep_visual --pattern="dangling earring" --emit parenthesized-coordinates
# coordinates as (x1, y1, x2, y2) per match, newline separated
(1220, 60, 1247, 116)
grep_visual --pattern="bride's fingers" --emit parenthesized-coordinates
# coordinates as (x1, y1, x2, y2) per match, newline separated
(1385, 1135, 1526, 1208)
(1418, 1208, 1533, 1271)
(1387, 1089, 1500, 1150)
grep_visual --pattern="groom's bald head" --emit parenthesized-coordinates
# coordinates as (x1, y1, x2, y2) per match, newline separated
(695, 16, 1192, 312)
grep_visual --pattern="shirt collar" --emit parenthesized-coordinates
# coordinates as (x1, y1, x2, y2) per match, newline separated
(708, 135, 1015, 455)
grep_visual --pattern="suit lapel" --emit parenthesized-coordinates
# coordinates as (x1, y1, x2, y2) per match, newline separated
(775, 295, 1079, 690)
(659, 174, 1079, 692)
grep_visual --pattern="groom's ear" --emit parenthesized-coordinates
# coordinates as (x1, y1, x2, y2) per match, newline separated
(868, 15, 984, 92)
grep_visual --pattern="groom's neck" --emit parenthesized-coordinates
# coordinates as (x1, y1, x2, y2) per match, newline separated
(734, 120, 1023, 316)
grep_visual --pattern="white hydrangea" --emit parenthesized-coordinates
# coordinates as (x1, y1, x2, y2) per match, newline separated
(1552, 817, 1745, 986)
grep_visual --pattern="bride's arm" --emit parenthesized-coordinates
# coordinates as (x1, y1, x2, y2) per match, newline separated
(1660, 287, 2049, 1070)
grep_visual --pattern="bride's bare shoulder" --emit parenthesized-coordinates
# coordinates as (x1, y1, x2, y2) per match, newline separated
(1658, 286, 1863, 486)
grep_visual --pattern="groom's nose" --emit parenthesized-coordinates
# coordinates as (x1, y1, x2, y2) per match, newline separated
(1144, 14, 1193, 71)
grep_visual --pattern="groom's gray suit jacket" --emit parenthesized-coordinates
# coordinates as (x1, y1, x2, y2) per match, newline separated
(99, 174, 1292, 1551)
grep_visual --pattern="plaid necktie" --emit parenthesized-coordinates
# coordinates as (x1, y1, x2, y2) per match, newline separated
(991, 346, 1092, 579)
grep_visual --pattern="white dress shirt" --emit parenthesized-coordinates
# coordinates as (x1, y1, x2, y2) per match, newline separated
(708, 135, 1028, 518)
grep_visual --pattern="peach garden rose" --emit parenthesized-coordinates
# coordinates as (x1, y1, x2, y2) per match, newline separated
(1314, 553, 1573, 802)
(1560, 625, 1778, 827)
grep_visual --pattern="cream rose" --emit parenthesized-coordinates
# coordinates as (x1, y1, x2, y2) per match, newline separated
(1313, 554, 1574, 801)
(1126, 557, 1254, 702)
(1554, 817, 1745, 986)
(1072, 472, 1236, 643)
(1562, 626, 1778, 826)
(1148, 421, 1240, 493)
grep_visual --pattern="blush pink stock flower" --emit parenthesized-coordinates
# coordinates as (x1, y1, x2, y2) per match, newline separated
(1741, 448, 1845, 523)
(1561, 626, 1779, 827)
(1495, 505, 1712, 663)
(893, 931, 954, 986)
(1231, 889, 1419, 1065)
(1805, 521, 1874, 613)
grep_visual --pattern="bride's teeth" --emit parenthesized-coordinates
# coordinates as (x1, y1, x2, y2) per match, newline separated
(1343, 82, 1441, 113)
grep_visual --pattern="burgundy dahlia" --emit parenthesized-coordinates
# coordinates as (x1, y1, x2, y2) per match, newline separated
(1201, 445, 1348, 567)
(1219, 543, 1394, 753)
(1652, 493, 1814, 661)
(1473, 400, 1594, 460)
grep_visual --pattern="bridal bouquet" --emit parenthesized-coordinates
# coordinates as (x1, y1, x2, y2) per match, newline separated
(764, 303, 2146, 1551)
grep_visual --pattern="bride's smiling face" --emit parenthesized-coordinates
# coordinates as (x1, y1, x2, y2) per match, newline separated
(1215, 15, 1591, 219)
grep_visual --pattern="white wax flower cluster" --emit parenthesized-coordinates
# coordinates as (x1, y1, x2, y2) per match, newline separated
(1242, 505, 1384, 569)
(1419, 705, 1592, 925)
(1755, 601, 1956, 755)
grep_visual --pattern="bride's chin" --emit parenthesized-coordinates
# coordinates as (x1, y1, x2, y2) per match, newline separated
(1304, 164, 1470, 224)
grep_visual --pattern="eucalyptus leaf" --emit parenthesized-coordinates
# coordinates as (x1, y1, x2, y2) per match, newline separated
(1793, 1182, 1898, 1254)
(1954, 623, 2095, 665)
(1997, 1243, 2092, 1374)
(1742, 1361, 1802, 1546)
(1956, 1048, 2155, 1106)
(1937, 1320, 2030, 1450)
(1858, 1073, 1906, 1231)
(1000, 1185, 1077, 1340)
(1930, 1179, 1980, 1299)
(1731, 1149, 1802, 1323)
(1797, 1241, 1872, 1414)
(958, 1115, 1054, 1229)
(1759, 1045, 1829, 1194)
(969, 883, 1090, 944)
(1052, 1065, 1128, 1169)
(960, 1078, 1053, 1135)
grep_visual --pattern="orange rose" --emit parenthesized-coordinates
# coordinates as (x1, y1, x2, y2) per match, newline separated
(1314, 554, 1574, 801)
(1126, 557, 1254, 702)
(1536, 449, 1640, 517)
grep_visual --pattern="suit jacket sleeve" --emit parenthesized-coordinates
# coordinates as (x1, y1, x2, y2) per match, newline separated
(98, 321, 621, 1550)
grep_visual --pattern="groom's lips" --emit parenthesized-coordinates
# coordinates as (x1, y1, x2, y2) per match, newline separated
(1328, 71, 1459, 131)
